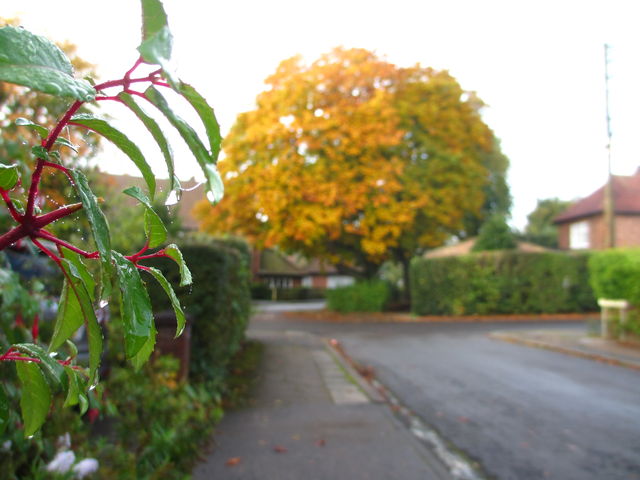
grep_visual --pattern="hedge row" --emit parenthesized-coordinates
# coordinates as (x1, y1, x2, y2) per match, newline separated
(411, 251, 596, 315)
(147, 237, 252, 386)
(326, 280, 390, 313)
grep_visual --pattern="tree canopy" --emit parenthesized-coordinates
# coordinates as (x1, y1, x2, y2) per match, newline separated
(195, 47, 510, 277)
(523, 197, 571, 248)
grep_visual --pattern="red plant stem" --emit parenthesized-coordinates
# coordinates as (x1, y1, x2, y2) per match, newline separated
(32, 202, 83, 229)
(0, 355, 41, 363)
(133, 252, 169, 261)
(0, 347, 15, 360)
(36, 230, 99, 259)
(0, 224, 28, 250)
(0, 190, 22, 222)
(31, 314, 39, 342)
(31, 237, 62, 267)
(42, 161, 74, 182)
(43, 101, 84, 151)
(124, 57, 144, 81)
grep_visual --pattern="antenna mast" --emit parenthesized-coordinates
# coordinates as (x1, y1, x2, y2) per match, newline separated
(603, 43, 615, 248)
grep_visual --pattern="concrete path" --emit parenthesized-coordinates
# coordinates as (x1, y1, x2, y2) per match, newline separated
(192, 328, 452, 480)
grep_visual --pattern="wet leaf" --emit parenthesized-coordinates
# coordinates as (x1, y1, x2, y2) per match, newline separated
(0, 26, 95, 101)
(16, 361, 51, 437)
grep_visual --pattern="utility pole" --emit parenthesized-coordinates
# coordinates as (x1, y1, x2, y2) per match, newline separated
(603, 43, 615, 248)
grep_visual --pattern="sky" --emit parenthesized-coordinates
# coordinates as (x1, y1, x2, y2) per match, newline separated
(4, 0, 640, 230)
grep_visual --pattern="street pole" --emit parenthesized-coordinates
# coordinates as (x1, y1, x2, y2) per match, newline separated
(603, 44, 615, 249)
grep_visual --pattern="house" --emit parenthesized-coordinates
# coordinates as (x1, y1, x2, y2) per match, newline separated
(554, 169, 640, 250)
(251, 249, 354, 290)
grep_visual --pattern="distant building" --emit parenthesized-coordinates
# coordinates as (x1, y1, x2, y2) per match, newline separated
(101, 173, 204, 230)
(424, 237, 548, 258)
(251, 249, 354, 290)
(554, 169, 640, 250)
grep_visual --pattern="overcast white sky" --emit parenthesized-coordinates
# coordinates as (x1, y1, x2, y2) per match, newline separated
(4, 0, 640, 229)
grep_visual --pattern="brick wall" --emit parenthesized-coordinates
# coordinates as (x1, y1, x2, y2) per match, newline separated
(558, 214, 640, 250)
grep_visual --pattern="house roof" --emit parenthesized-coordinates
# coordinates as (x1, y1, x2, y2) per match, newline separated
(257, 249, 340, 276)
(100, 173, 205, 230)
(424, 238, 549, 258)
(554, 170, 640, 224)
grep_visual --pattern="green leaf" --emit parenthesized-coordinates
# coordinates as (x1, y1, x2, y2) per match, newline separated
(14, 343, 65, 391)
(123, 186, 167, 248)
(145, 86, 223, 204)
(138, 0, 177, 86)
(54, 137, 79, 153)
(50, 282, 83, 351)
(63, 366, 80, 408)
(52, 257, 103, 385)
(71, 170, 112, 300)
(15, 361, 51, 437)
(0, 163, 19, 190)
(0, 26, 95, 101)
(146, 267, 186, 337)
(31, 145, 49, 159)
(70, 114, 156, 198)
(178, 82, 222, 162)
(141, 0, 169, 41)
(113, 252, 155, 360)
(118, 92, 175, 191)
(130, 324, 156, 371)
(0, 384, 9, 436)
(164, 244, 192, 286)
(15, 117, 48, 138)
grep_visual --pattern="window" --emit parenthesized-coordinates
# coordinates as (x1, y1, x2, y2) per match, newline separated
(569, 221, 590, 249)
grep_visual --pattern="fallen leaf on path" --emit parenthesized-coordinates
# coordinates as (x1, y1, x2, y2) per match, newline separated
(226, 457, 241, 467)
(273, 445, 288, 453)
(315, 439, 326, 447)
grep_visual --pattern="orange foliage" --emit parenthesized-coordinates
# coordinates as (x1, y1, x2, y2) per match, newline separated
(194, 48, 508, 270)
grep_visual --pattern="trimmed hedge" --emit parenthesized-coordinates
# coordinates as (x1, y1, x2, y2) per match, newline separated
(588, 248, 640, 305)
(146, 237, 251, 386)
(326, 280, 390, 313)
(411, 251, 596, 315)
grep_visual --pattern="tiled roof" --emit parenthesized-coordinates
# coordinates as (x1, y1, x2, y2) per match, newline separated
(424, 238, 549, 258)
(554, 172, 640, 224)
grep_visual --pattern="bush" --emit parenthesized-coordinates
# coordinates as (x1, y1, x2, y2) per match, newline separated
(146, 237, 251, 386)
(588, 248, 640, 304)
(326, 280, 390, 313)
(411, 251, 596, 315)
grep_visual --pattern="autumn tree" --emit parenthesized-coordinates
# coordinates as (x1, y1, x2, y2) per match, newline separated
(195, 48, 510, 295)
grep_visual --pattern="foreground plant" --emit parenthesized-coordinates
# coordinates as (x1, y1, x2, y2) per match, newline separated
(0, 0, 222, 437)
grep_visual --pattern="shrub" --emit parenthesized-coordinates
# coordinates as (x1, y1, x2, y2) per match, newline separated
(145, 237, 251, 386)
(588, 248, 640, 304)
(326, 280, 390, 313)
(411, 251, 596, 315)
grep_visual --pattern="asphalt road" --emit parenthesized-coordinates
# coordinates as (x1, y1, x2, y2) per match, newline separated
(252, 314, 640, 480)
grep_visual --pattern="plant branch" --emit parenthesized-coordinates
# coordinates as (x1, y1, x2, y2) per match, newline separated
(1, 190, 23, 222)
(36, 230, 99, 259)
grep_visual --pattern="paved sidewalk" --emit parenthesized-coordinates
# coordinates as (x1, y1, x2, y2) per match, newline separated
(490, 328, 640, 370)
(192, 329, 453, 480)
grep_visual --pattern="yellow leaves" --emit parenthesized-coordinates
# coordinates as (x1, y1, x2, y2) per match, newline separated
(195, 47, 508, 269)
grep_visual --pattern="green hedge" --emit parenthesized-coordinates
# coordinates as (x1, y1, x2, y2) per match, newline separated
(411, 251, 596, 315)
(588, 248, 640, 304)
(326, 280, 390, 313)
(146, 237, 251, 386)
